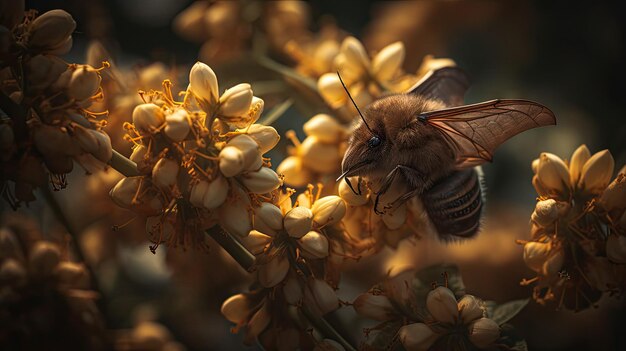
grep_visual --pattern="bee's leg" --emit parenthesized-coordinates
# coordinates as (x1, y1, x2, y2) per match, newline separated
(383, 165, 429, 212)
(374, 165, 402, 214)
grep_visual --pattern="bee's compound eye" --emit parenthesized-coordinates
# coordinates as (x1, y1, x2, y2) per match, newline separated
(368, 135, 381, 148)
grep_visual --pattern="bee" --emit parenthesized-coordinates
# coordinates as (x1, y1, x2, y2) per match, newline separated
(337, 67, 556, 239)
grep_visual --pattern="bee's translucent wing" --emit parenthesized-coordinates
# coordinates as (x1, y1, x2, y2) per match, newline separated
(422, 99, 556, 169)
(408, 66, 470, 107)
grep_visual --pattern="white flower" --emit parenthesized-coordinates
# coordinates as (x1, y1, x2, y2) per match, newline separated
(578, 149, 614, 195)
(311, 196, 347, 229)
(219, 83, 253, 117)
(426, 286, 458, 324)
(353, 293, 396, 321)
(189, 61, 218, 102)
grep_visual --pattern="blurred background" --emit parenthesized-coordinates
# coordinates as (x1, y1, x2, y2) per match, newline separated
(5, 1, 626, 350)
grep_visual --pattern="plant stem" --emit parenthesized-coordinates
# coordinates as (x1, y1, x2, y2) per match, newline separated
(206, 226, 256, 272)
(106, 150, 355, 349)
(109, 149, 140, 177)
(40, 185, 111, 324)
(302, 306, 357, 351)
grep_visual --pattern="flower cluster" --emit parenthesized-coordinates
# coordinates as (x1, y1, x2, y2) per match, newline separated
(316, 36, 455, 121)
(1, 5, 111, 205)
(339, 176, 434, 254)
(277, 114, 348, 188)
(173, 1, 312, 64)
(520, 145, 626, 310)
(110, 62, 282, 251)
(353, 266, 526, 351)
(220, 185, 357, 347)
(0, 225, 106, 349)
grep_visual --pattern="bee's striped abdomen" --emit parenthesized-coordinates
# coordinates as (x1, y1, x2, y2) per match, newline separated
(422, 168, 483, 240)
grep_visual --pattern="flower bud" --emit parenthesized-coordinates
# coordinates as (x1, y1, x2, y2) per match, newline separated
(598, 173, 626, 216)
(284, 206, 313, 238)
(353, 293, 395, 321)
(28, 241, 61, 276)
(578, 149, 614, 195)
(110, 177, 140, 208)
(219, 191, 251, 237)
(132, 322, 172, 350)
(241, 230, 272, 255)
(247, 300, 271, 339)
(304, 278, 339, 316)
(277, 156, 313, 187)
(247, 96, 264, 125)
(258, 254, 289, 287)
(426, 286, 458, 324)
(300, 136, 342, 173)
(132, 103, 165, 133)
(227, 135, 262, 171)
(417, 55, 457, 76)
(317, 73, 345, 107)
(219, 83, 253, 117)
(0, 228, 24, 261)
(523, 242, 551, 272)
(110, 177, 164, 215)
(189, 61, 218, 102)
(253, 203, 283, 235)
(299, 231, 329, 259)
(303, 114, 345, 143)
(382, 204, 407, 230)
(245, 124, 279, 154)
(203, 175, 229, 209)
(542, 248, 564, 276)
(28, 10, 76, 52)
(0, 258, 26, 286)
(398, 323, 438, 351)
(606, 235, 626, 264)
(531, 158, 540, 174)
(164, 109, 191, 141)
(189, 180, 209, 208)
(338, 177, 369, 206)
(372, 41, 405, 82)
(219, 146, 245, 177)
(536, 152, 570, 196)
(172, 1, 210, 42)
(152, 158, 179, 189)
(569, 144, 591, 188)
(283, 275, 303, 305)
(311, 196, 347, 229)
(339, 36, 369, 77)
(47, 36, 73, 55)
(531, 199, 559, 227)
(458, 295, 484, 324)
(26, 54, 68, 91)
(240, 167, 281, 194)
(221, 294, 250, 324)
(55, 261, 89, 289)
(467, 318, 500, 348)
(67, 65, 101, 101)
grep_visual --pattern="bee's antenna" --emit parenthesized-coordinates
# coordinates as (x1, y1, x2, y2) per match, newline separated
(337, 71, 374, 134)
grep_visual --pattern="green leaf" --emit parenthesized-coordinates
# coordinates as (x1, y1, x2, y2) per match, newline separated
(489, 299, 529, 325)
